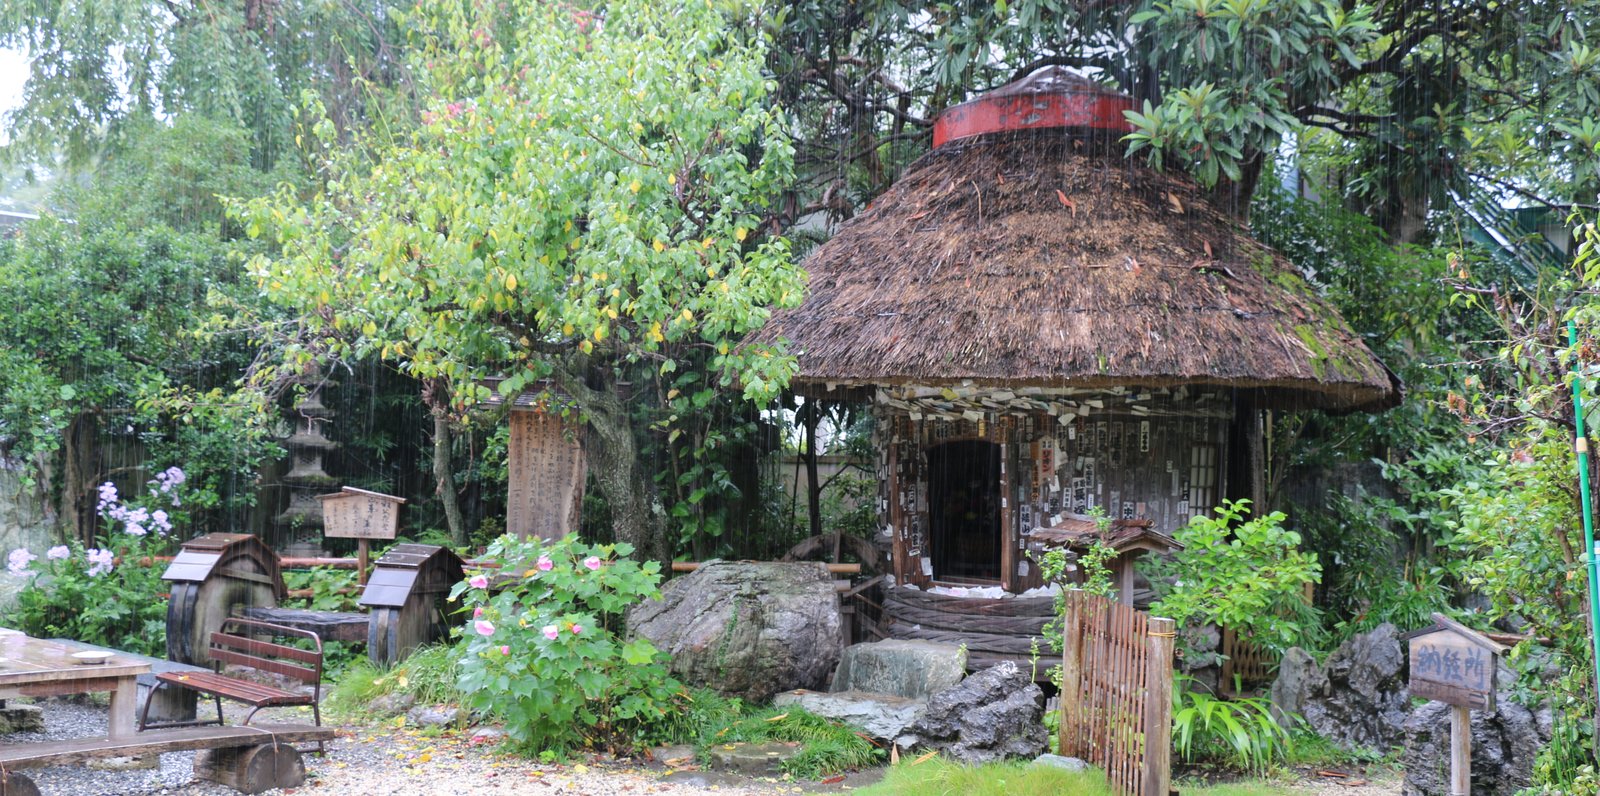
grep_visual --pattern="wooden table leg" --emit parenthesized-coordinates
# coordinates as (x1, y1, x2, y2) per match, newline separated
(107, 676, 137, 740)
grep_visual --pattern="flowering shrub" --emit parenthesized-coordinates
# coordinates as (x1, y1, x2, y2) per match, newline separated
(449, 534, 681, 753)
(9, 470, 188, 656)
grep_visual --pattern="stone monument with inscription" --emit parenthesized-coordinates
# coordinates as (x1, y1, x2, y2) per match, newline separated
(506, 404, 585, 541)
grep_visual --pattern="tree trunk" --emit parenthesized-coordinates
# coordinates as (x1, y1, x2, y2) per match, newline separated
(554, 366, 668, 565)
(57, 412, 97, 544)
(421, 380, 467, 546)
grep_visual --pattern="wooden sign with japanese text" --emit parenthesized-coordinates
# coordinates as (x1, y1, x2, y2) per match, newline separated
(1405, 614, 1507, 711)
(507, 408, 585, 541)
(318, 487, 406, 540)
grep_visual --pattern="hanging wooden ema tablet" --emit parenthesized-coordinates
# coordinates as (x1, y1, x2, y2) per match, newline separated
(318, 487, 405, 585)
(1402, 613, 1508, 796)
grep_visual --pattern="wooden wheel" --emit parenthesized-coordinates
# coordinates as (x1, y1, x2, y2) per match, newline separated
(367, 591, 450, 667)
(360, 544, 465, 667)
(163, 534, 285, 667)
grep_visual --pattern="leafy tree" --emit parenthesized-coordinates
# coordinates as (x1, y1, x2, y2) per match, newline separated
(240, 0, 804, 561)
(0, 0, 411, 170)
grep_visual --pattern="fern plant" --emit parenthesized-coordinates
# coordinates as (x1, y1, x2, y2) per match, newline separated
(1171, 676, 1296, 774)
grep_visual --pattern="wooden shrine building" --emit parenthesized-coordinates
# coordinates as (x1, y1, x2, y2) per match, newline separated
(753, 68, 1398, 669)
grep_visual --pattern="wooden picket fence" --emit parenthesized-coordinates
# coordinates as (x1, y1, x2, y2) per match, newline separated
(1058, 589, 1176, 796)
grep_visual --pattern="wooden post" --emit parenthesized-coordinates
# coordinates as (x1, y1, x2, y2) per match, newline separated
(1450, 705, 1471, 796)
(356, 539, 370, 586)
(1059, 590, 1084, 757)
(1142, 616, 1175, 796)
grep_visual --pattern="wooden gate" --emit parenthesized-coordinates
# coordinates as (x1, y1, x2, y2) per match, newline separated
(1058, 589, 1175, 796)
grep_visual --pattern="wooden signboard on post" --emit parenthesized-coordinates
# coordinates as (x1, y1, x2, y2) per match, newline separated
(317, 487, 405, 585)
(506, 407, 585, 541)
(1402, 613, 1508, 796)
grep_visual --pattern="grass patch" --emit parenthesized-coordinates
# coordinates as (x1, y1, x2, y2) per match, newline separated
(856, 759, 1117, 796)
(645, 689, 881, 779)
(323, 643, 464, 718)
(856, 759, 1306, 796)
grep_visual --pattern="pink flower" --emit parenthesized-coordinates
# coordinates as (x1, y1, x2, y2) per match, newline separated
(46, 545, 70, 561)
(570, 624, 583, 635)
(469, 574, 489, 589)
(473, 606, 485, 619)
(542, 625, 559, 640)
(536, 555, 553, 571)
(583, 556, 602, 571)
(499, 645, 511, 655)
(474, 620, 495, 637)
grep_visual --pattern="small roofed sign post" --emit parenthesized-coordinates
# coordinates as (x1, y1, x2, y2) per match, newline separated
(317, 487, 406, 585)
(1403, 613, 1509, 796)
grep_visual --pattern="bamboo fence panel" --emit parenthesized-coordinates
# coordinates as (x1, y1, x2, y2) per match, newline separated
(1059, 589, 1175, 796)
(1220, 626, 1277, 695)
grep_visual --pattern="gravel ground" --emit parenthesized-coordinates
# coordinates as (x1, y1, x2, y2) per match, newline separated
(6, 698, 1401, 795)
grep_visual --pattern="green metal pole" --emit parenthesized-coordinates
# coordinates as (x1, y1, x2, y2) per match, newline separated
(1567, 320, 1600, 700)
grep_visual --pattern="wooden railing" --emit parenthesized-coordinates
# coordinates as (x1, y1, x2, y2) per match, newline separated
(1058, 589, 1175, 796)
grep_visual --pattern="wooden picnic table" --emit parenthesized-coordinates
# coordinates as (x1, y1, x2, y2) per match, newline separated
(0, 628, 151, 741)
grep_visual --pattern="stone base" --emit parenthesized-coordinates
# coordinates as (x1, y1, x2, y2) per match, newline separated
(193, 744, 306, 795)
(706, 741, 801, 775)
(0, 704, 44, 734)
(774, 689, 925, 741)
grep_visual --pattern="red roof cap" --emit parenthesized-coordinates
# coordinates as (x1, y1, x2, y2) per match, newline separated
(932, 67, 1135, 148)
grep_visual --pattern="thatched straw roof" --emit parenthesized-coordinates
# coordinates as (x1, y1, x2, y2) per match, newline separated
(756, 129, 1400, 412)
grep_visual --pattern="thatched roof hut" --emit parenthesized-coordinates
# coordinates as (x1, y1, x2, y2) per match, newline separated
(755, 69, 1399, 672)
(759, 70, 1398, 413)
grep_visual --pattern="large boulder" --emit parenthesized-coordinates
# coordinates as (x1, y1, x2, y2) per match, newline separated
(831, 640, 967, 699)
(1269, 624, 1409, 751)
(895, 661, 1048, 764)
(1402, 666, 1549, 796)
(628, 560, 840, 702)
(773, 689, 925, 741)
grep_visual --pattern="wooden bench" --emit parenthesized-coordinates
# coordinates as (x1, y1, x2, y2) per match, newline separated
(0, 723, 336, 795)
(139, 619, 323, 742)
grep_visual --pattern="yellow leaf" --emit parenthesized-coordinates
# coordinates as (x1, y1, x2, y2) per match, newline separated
(702, 238, 714, 249)
(362, 321, 377, 336)
(653, 239, 665, 253)
(605, 307, 618, 319)
(680, 308, 693, 322)
(912, 751, 938, 766)
(668, 173, 677, 185)
(562, 323, 574, 335)
(505, 273, 518, 291)
(629, 180, 641, 194)
(573, 764, 589, 774)
(594, 324, 608, 341)
(707, 266, 717, 278)
(648, 322, 664, 343)
(765, 713, 789, 722)
(717, 342, 728, 355)
(417, 752, 432, 763)
(735, 227, 748, 242)
(580, 339, 594, 354)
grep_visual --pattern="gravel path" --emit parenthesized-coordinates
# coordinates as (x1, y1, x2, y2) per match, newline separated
(6, 698, 1400, 795)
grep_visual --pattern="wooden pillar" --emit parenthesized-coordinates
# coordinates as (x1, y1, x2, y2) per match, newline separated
(1115, 551, 1143, 607)
(1142, 616, 1176, 796)
(1450, 705, 1471, 796)
(1058, 589, 1084, 757)
(887, 440, 906, 585)
(1000, 442, 1015, 593)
